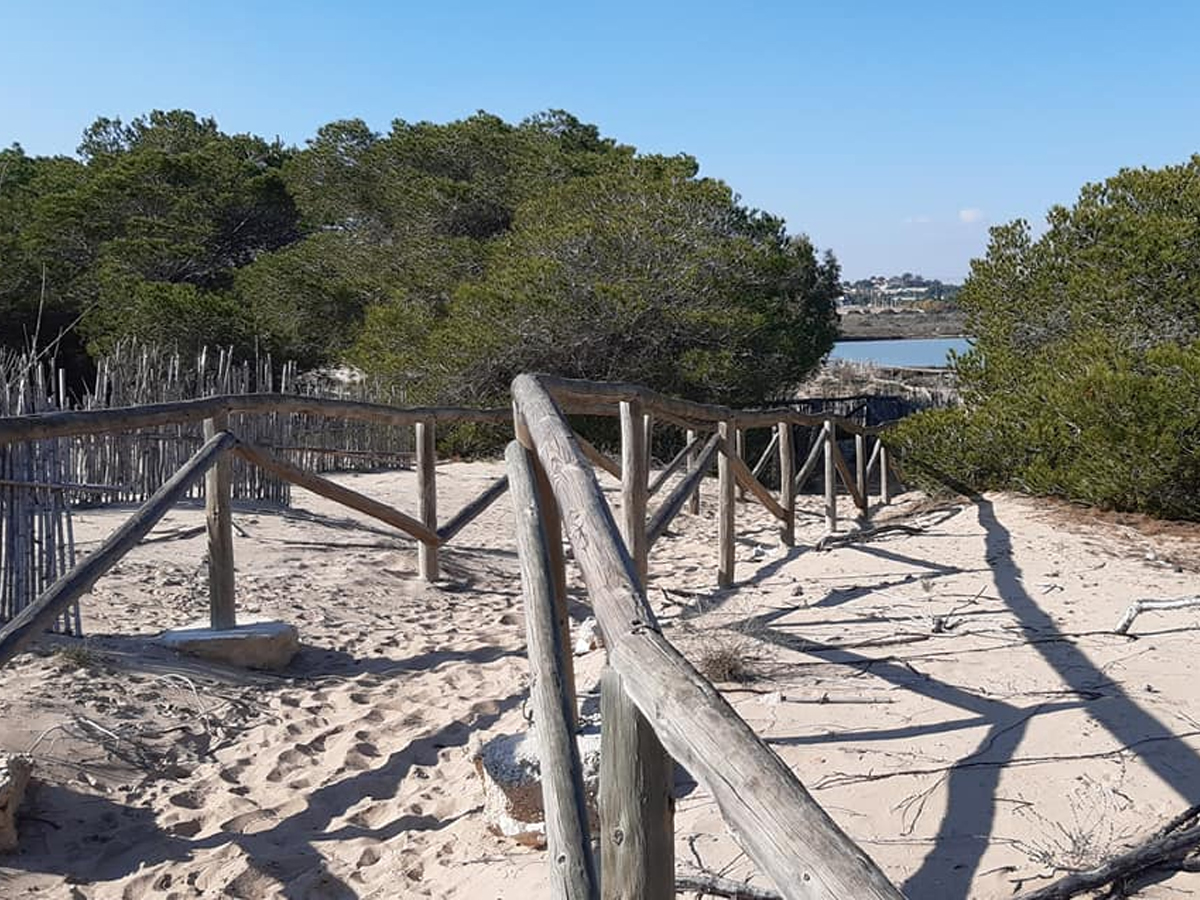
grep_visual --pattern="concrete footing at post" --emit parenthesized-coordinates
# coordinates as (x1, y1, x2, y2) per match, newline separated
(157, 616, 299, 671)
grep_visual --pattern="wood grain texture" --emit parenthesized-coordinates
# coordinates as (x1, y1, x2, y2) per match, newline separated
(600, 666, 675, 900)
(534, 447, 577, 731)
(203, 414, 236, 630)
(506, 442, 599, 900)
(511, 373, 904, 900)
(416, 421, 438, 580)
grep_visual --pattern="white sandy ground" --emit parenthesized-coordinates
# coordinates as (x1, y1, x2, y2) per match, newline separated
(1, 460, 1199, 899)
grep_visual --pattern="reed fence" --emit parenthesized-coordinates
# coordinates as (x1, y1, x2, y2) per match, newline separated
(0, 352, 79, 635)
(0, 342, 417, 631)
(70, 340, 415, 507)
(0, 374, 907, 899)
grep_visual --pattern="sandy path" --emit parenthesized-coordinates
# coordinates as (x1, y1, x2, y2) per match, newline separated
(1, 460, 1199, 898)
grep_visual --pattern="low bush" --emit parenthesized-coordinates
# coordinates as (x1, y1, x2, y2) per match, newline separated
(891, 335, 1200, 520)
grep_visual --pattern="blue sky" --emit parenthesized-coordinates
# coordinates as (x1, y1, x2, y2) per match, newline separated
(3, 1, 1199, 281)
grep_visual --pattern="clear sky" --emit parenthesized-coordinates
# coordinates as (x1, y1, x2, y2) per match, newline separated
(4, 1, 1199, 282)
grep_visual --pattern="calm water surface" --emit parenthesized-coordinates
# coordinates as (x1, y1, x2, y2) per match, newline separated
(830, 337, 971, 368)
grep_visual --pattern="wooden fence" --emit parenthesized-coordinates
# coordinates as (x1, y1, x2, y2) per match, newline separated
(0, 374, 906, 899)
(0, 352, 79, 634)
(0, 342, 422, 629)
(69, 340, 416, 506)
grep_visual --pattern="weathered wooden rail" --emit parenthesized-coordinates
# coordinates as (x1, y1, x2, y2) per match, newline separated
(509, 375, 905, 899)
(0, 374, 905, 898)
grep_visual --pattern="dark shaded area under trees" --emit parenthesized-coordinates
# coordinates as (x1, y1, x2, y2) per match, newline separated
(0, 109, 840, 408)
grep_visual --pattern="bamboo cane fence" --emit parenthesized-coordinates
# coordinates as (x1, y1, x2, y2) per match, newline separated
(0, 351, 79, 634)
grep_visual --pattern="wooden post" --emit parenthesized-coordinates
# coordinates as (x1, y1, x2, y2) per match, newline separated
(416, 420, 438, 580)
(534, 452, 577, 730)
(718, 420, 735, 587)
(823, 419, 837, 534)
(506, 442, 598, 900)
(734, 427, 747, 501)
(511, 375, 905, 900)
(685, 428, 700, 515)
(642, 413, 654, 486)
(879, 441, 892, 504)
(514, 404, 577, 728)
(600, 666, 675, 900)
(855, 432, 869, 521)
(610, 401, 674, 900)
(620, 401, 648, 584)
(204, 414, 236, 630)
(778, 421, 795, 547)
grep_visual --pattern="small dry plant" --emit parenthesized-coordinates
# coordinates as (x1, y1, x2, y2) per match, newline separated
(695, 633, 756, 683)
(1015, 773, 1139, 873)
(52, 643, 97, 671)
(669, 590, 771, 684)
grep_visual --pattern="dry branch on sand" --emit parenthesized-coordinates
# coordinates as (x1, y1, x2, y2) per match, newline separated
(1014, 802, 1200, 899)
(675, 870, 782, 898)
(1113, 596, 1200, 635)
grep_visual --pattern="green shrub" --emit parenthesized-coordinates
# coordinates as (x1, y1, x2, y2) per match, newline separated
(892, 335, 1200, 520)
(893, 156, 1200, 522)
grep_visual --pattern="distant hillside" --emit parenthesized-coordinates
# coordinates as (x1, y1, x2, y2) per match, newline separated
(840, 273, 960, 307)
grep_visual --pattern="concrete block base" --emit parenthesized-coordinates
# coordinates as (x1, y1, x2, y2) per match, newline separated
(474, 727, 601, 847)
(157, 616, 299, 671)
(0, 754, 32, 853)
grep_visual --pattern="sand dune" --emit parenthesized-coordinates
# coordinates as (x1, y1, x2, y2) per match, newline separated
(2, 461, 1199, 898)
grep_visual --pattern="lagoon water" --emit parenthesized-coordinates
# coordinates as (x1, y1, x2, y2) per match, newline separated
(830, 337, 971, 368)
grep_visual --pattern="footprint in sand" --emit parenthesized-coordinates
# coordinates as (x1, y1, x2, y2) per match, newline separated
(220, 808, 275, 835)
(343, 741, 381, 770)
(168, 790, 203, 810)
(356, 844, 384, 867)
(265, 746, 317, 782)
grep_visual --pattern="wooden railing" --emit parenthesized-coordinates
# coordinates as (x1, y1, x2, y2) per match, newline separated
(508, 375, 904, 899)
(0, 395, 512, 661)
(0, 376, 906, 898)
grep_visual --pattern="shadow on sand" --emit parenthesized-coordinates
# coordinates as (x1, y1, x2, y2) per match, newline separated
(732, 487, 1200, 898)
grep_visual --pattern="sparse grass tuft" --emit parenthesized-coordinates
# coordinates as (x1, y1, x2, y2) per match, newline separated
(53, 643, 97, 671)
(696, 642, 750, 683)
(694, 628, 760, 684)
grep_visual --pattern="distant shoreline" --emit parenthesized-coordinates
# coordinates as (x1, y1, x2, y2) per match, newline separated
(838, 308, 969, 341)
